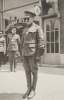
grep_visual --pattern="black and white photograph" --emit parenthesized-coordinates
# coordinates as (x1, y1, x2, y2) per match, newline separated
(0, 0, 64, 100)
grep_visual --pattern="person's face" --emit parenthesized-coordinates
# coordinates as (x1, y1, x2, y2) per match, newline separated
(25, 16, 34, 25)
(11, 28, 16, 34)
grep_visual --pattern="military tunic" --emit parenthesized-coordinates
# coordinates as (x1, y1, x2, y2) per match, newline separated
(21, 23, 44, 56)
(7, 33, 20, 51)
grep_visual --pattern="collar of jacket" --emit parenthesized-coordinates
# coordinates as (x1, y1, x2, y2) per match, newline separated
(28, 23, 32, 27)
(28, 22, 35, 27)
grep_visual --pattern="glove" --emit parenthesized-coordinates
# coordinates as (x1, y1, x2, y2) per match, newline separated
(38, 48, 45, 56)
(34, 54, 41, 62)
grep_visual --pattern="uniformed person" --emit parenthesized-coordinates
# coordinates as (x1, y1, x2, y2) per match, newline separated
(20, 10, 44, 99)
(7, 27, 20, 72)
(0, 30, 6, 70)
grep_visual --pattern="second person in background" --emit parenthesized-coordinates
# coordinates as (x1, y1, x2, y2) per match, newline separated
(7, 26, 20, 72)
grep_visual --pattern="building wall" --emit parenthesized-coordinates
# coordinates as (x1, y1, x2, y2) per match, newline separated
(4, 0, 38, 10)
(3, 0, 39, 20)
(58, 0, 64, 65)
(0, 0, 3, 30)
(39, 1, 59, 65)
(59, 0, 64, 54)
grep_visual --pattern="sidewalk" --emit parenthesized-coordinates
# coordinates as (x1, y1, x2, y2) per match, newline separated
(1, 63, 64, 75)
(0, 64, 64, 100)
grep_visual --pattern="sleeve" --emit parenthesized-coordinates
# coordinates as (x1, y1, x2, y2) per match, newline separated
(37, 26, 44, 48)
(20, 28, 25, 48)
(20, 36, 24, 48)
(3, 38, 6, 54)
(7, 35, 9, 46)
(36, 26, 45, 56)
(16, 35, 20, 52)
(17, 35, 20, 44)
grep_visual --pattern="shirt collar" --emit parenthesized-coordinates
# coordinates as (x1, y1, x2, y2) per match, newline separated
(28, 22, 35, 27)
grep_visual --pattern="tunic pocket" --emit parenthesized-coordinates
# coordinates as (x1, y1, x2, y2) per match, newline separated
(29, 44, 35, 47)
(28, 44, 36, 53)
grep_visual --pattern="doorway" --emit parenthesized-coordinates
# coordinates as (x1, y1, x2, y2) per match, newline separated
(42, 18, 60, 65)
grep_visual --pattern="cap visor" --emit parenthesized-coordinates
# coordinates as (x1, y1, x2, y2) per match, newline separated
(24, 16, 30, 18)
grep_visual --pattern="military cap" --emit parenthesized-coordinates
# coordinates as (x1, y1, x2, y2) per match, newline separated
(24, 9, 36, 17)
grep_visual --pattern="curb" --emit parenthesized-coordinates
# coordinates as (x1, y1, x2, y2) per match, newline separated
(4, 62, 64, 68)
(38, 64, 64, 68)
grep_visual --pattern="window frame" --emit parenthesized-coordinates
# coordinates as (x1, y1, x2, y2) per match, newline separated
(44, 18, 60, 54)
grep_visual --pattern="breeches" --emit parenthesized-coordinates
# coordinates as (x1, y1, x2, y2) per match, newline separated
(0, 52, 4, 66)
(23, 56, 38, 90)
(8, 51, 17, 70)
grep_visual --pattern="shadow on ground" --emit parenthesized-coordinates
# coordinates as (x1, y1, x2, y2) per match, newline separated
(0, 93, 24, 100)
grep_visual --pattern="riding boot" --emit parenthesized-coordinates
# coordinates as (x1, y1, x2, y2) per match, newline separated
(27, 72, 38, 99)
(23, 73, 31, 98)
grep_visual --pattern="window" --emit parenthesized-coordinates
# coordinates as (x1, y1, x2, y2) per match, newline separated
(45, 19, 59, 53)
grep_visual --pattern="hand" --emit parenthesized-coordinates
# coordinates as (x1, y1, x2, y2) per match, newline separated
(38, 48, 45, 56)
(34, 55, 41, 62)
(16, 52, 20, 57)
